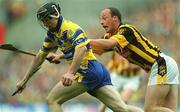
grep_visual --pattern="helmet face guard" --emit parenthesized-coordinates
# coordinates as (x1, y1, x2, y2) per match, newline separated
(37, 2, 61, 31)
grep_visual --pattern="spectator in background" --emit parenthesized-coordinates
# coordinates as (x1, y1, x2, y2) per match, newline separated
(3, 0, 27, 25)
(0, 23, 5, 44)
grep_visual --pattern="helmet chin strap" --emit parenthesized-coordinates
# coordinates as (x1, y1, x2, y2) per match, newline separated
(50, 5, 60, 18)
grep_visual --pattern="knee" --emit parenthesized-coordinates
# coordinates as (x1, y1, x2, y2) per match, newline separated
(46, 97, 56, 106)
(46, 97, 63, 106)
(47, 94, 68, 106)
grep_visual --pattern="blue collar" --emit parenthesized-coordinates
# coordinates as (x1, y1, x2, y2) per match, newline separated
(54, 16, 63, 32)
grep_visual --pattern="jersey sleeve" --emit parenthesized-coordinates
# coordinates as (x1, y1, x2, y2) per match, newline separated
(39, 32, 57, 55)
(110, 27, 135, 48)
(68, 29, 90, 48)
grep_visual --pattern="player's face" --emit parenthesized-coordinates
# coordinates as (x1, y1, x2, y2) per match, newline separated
(41, 17, 58, 31)
(100, 9, 117, 33)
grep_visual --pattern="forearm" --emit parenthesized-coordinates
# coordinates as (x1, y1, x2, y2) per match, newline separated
(90, 39, 115, 55)
(68, 46, 87, 74)
(90, 39, 116, 50)
(22, 52, 46, 84)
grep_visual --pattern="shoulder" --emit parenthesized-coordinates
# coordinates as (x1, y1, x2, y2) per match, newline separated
(118, 24, 135, 35)
(64, 19, 82, 30)
(65, 19, 85, 34)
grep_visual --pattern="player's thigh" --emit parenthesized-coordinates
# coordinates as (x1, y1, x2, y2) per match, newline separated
(95, 85, 126, 108)
(144, 84, 170, 110)
(47, 81, 88, 104)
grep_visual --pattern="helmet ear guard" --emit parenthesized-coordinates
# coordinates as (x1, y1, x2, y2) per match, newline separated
(49, 4, 60, 19)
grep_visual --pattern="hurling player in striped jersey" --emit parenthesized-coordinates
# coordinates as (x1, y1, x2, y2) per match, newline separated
(90, 7, 179, 112)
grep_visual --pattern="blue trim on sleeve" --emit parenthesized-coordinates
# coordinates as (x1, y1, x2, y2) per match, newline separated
(42, 46, 53, 51)
(47, 31, 55, 39)
(63, 48, 75, 60)
(73, 29, 83, 38)
(69, 29, 84, 44)
(64, 47, 74, 54)
(73, 37, 88, 46)
(44, 37, 53, 42)
(57, 40, 63, 47)
(86, 43, 91, 50)
(62, 31, 68, 41)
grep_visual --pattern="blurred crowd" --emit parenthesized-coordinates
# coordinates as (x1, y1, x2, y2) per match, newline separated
(0, 0, 44, 25)
(0, 0, 179, 110)
(129, 0, 180, 63)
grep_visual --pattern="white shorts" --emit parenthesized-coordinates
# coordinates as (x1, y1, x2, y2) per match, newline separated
(111, 72, 140, 91)
(148, 53, 179, 85)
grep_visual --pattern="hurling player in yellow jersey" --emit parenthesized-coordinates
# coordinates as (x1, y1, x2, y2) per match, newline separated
(90, 8, 179, 112)
(15, 2, 143, 112)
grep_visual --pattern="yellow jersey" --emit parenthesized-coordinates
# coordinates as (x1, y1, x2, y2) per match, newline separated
(39, 16, 96, 67)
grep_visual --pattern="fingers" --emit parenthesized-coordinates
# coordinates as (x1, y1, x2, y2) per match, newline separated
(15, 84, 26, 95)
(52, 58, 59, 63)
(46, 55, 55, 60)
(18, 85, 26, 94)
(12, 91, 18, 96)
(46, 54, 60, 64)
(12, 87, 23, 96)
(46, 53, 56, 62)
(16, 87, 23, 94)
(62, 77, 72, 86)
(49, 58, 60, 64)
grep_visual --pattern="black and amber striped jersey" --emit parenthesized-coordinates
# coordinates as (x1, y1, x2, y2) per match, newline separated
(107, 52, 141, 77)
(107, 24, 160, 71)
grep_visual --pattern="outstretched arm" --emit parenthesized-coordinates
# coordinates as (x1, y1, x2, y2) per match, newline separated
(90, 39, 118, 55)
(15, 51, 47, 94)
(22, 52, 47, 82)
